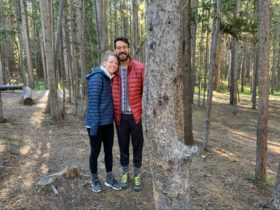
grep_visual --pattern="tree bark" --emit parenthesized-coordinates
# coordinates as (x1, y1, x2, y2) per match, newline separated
(20, 0, 34, 88)
(181, 0, 193, 146)
(203, 0, 221, 151)
(132, 0, 139, 58)
(77, 0, 86, 100)
(144, 1, 192, 209)
(95, 0, 107, 60)
(191, 0, 198, 104)
(214, 35, 223, 92)
(39, 0, 61, 120)
(255, 0, 270, 187)
(271, 162, 280, 209)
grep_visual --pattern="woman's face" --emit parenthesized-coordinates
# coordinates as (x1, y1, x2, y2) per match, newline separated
(104, 55, 118, 75)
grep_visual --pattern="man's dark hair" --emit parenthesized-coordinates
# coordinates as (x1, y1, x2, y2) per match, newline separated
(114, 37, 130, 49)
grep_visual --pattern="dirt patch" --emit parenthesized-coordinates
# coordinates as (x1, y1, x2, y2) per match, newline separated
(0, 90, 279, 209)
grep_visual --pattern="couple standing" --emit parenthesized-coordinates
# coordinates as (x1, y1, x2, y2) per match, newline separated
(85, 37, 145, 193)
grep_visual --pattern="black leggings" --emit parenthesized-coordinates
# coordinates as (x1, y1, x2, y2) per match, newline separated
(87, 123, 114, 174)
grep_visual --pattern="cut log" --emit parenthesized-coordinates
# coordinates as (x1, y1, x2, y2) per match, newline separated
(64, 164, 80, 178)
(22, 86, 34, 105)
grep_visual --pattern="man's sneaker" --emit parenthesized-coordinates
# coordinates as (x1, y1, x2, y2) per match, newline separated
(133, 175, 142, 192)
(104, 178, 121, 191)
(120, 172, 129, 189)
(92, 179, 101, 192)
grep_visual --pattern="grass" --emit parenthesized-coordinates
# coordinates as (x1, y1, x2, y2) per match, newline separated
(194, 80, 280, 97)
(248, 170, 275, 185)
(35, 81, 47, 90)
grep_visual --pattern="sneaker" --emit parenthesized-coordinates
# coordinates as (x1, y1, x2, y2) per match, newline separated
(133, 175, 142, 192)
(104, 178, 121, 191)
(92, 179, 101, 192)
(120, 172, 129, 189)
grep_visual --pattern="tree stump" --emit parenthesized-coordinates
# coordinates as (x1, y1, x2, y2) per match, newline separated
(23, 86, 34, 105)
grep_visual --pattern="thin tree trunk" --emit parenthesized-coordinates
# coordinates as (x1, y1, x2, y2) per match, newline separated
(203, 18, 210, 108)
(114, 0, 118, 37)
(203, 0, 221, 152)
(20, 0, 34, 88)
(16, 0, 27, 86)
(191, 0, 198, 104)
(182, 0, 193, 146)
(230, 0, 240, 114)
(255, 0, 270, 187)
(197, 7, 205, 107)
(252, 0, 259, 109)
(39, 0, 61, 120)
(77, 0, 86, 99)
(132, 0, 139, 58)
(214, 35, 222, 92)
(95, 0, 107, 60)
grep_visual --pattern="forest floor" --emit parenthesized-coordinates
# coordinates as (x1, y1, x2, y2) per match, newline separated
(0, 90, 279, 210)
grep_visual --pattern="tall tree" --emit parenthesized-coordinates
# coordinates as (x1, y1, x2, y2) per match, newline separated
(251, 0, 259, 109)
(77, 0, 86, 99)
(132, 0, 139, 58)
(255, 0, 270, 186)
(229, 0, 240, 114)
(182, 0, 194, 145)
(95, 0, 107, 60)
(20, 0, 34, 88)
(203, 0, 221, 151)
(143, 0, 192, 209)
(191, 0, 198, 104)
(39, 0, 61, 120)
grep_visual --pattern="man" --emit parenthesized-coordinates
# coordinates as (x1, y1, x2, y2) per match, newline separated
(112, 37, 145, 192)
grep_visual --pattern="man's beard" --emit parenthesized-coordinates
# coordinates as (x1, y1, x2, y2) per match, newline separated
(117, 52, 129, 61)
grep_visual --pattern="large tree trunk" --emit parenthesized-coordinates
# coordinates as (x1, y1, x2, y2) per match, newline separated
(255, 0, 270, 187)
(20, 0, 34, 88)
(39, 0, 61, 120)
(144, 1, 192, 209)
(203, 0, 221, 151)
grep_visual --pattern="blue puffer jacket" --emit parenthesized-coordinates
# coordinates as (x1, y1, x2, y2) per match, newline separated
(85, 68, 113, 136)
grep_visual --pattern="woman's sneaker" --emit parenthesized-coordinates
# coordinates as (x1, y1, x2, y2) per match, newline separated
(105, 177, 121, 190)
(92, 179, 101, 192)
(120, 172, 129, 189)
(133, 175, 142, 192)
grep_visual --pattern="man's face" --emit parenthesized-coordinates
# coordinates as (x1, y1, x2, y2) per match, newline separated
(115, 41, 130, 62)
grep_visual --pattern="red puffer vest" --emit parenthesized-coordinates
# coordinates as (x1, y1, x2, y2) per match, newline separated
(112, 58, 145, 126)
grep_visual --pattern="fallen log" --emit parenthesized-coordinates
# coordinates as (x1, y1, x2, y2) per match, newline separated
(22, 86, 34, 106)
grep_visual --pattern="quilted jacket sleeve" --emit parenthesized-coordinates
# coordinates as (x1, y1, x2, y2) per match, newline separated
(87, 73, 103, 136)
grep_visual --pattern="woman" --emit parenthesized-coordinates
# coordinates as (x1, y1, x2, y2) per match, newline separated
(85, 53, 120, 192)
